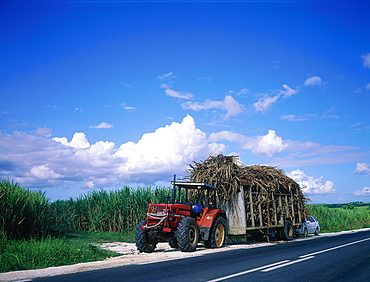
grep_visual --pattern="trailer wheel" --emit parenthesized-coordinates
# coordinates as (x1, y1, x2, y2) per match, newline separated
(205, 217, 227, 248)
(135, 220, 157, 253)
(169, 238, 179, 248)
(176, 217, 199, 252)
(282, 220, 294, 241)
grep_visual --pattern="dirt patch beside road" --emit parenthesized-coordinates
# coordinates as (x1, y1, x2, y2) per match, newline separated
(1, 228, 369, 282)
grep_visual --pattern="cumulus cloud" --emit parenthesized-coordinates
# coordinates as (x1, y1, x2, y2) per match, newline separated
(361, 53, 370, 68)
(304, 76, 322, 86)
(0, 116, 226, 191)
(252, 130, 287, 157)
(354, 187, 370, 197)
(53, 132, 90, 148)
(181, 95, 243, 120)
(287, 169, 336, 195)
(114, 115, 225, 176)
(354, 162, 370, 175)
(90, 122, 114, 129)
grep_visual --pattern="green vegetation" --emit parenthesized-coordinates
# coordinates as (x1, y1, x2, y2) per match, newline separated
(49, 186, 172, 233)
(0, 180, 49, 240)
(0, 180, 171, 273)
(1, 179, 369, 273)
(308, 204, 370, 232)
(0, 236, 119, 273)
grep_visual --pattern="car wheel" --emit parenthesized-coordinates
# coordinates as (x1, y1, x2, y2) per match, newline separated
(314, 227, 320, 236)
(303, 227, 308, 237)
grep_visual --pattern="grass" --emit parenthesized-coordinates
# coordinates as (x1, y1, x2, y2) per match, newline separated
(308, 204, 370, 232)
(65, 230, 135, 244)
(0, 236, 120, 273)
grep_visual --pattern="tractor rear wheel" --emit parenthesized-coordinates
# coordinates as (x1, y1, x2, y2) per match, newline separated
(135, 220, 158, 253)
(176, 217, 199, 252)
(204, 217, 227, 248)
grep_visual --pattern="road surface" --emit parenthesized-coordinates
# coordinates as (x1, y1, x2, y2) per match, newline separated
(35, 229, 370, 281)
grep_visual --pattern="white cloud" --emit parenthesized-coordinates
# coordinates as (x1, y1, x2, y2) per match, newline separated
(165, 88, 193, 100)
(114, 115, 225, 176)
(252, 130, 287, 157)
(121, 103, 136, 110)
(253, 94, 280, 112)
(280, 84, 299, 98)
(354, 187, 370, 197)
(287, 169, 336, 195)
(361, 53, 370, 68)
(236, 88, 249, 95)
(33, 127, 52, 138)
(181, 95, 243, 120)
(210, 130, 319, 158)
(280, 114, 309, 121)
(157, 72, 176, 81)
(29, 165, 62, 180)
(366, 83, 370, 90)
(53, 132, 90, 148)
(0, 116, 226, 190)
(160, 84, 193, 100)
(90, 122, 114, 129)
(253, 84, 299, 112)
(304, 76, 322, 86)
(354, 162, 370, 175)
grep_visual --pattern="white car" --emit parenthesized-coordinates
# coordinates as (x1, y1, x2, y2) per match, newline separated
(296, 216, 320, 237)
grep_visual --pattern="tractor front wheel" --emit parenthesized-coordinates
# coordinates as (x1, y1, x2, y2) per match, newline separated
(176, 217, 199, 252)
(135, 220, 158, 253)
(205, 217, 227, 248)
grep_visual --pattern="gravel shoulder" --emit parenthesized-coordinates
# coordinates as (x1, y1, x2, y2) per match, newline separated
(1, 228, 369, 282)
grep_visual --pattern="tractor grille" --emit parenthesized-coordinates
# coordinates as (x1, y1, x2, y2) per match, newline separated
(146, 204, 168, 228)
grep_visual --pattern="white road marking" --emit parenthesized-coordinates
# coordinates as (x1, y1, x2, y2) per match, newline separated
(261, 256, 315, 272)
(299, 237, 370, 258)
(207, 260, 290, 282)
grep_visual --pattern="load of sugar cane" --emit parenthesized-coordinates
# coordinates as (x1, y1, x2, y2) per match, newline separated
(187, 154, 309, 229)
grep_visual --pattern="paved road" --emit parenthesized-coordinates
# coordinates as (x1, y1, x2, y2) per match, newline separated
(36, 230, 370, 282)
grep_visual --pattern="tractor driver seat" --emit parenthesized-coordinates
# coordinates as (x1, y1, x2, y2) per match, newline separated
(191, 204, 203, 214)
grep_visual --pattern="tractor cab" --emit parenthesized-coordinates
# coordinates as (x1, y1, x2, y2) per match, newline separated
(171, 180, 218, 210)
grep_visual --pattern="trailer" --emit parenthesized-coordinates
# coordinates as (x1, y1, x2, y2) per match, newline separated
(187, 154, 308, 241)
(226, 180, 305, 240)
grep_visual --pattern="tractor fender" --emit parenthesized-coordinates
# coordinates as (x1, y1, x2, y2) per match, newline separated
(197, 207, 226, 240)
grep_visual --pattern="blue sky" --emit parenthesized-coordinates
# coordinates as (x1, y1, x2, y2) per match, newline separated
(1, 0, 369, 203)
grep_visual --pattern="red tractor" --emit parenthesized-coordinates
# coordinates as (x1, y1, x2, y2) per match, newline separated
(135, 180, 227, 252)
